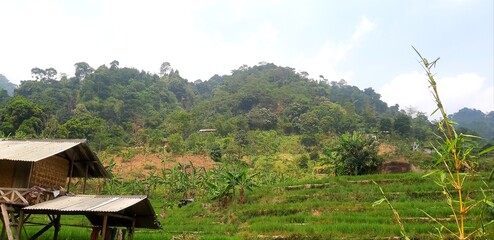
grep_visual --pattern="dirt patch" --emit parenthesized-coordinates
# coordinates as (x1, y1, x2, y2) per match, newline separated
(381, 158, 411, 173)
(378, 143, 396, 155)
(109, 151, 216, 179)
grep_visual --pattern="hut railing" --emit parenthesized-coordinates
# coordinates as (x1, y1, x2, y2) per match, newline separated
(0, 187, 54, 206)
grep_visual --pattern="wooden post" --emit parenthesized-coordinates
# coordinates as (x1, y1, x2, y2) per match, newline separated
(53, 215, 61, 240)
(101, 215, 108, 240)
(0, 204, 13, 240)
(15, 210, 24, 240)
(83, 164, 89, 194)
(67, 158, 74, 193)
(1, 224, 5, 240)
(128, 218, 136, 240)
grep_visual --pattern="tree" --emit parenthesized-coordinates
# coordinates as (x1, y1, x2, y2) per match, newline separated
(0, 96, 44, 136)
(59, 113, 104, 141)
(110, 60, 120, 70)
(74, 62, 94, 80)
(246, 107, 277, 130)
(31, 67, 57, 81)
(379, 118, 393, 133)
(394, 114, 411, 136)
(31, 67, 46, 80)
(45, 68, 57, 80)
(159, 62, 172, 76)
(213, 167, 257, 205)
(0, 89, 10, 107)
(333, 131, 382, 175)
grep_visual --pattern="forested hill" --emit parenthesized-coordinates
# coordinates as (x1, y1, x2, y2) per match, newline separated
(0, 74, 16, 96)
(449, 108, 494, 140)
(0, 62, 435, 150)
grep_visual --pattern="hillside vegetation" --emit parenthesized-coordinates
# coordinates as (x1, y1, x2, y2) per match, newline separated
(0, 62, 437, 149)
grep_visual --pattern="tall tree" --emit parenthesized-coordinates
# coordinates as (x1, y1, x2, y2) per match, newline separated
(31, 67, 57, 81)
(159, 62, 172, 76)
(110, 60, 120, 70)
(45, 68, 58, 80)
(74, 62, 94, 80)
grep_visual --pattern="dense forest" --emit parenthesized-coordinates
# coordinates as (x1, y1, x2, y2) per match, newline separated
(0, 62, 491, 154)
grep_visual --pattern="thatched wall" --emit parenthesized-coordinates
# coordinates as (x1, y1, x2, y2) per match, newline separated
(0, 160, 15, 187)
(30, 156, 69, 189)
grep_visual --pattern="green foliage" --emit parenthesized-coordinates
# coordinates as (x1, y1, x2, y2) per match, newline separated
(246, 130, 281, 156)
(393, 114, 411, 137)
(1, 61, 442, 154)
(333, 131, 382, 175)
(247, 107, 277, 130)
(59, 113, 104, 141)
(210, 143, 222, 162)
(207, 163, 258, 206)
(0, 96, 44, 136)
(167, 133, 185, 155)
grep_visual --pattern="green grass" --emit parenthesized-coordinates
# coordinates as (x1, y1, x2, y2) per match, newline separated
(18, 172, 493, 239)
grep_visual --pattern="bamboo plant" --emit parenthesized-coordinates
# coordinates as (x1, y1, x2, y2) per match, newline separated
(412, 47, 494, 239)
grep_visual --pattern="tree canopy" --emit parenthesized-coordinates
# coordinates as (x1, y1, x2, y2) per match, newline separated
(0, 62, 443, 151)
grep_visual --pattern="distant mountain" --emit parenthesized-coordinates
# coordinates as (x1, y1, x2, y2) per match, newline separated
(0, 74, 16, 96)
(449, 108, 494, 140)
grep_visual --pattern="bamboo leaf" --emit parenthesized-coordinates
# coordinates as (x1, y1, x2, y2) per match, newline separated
(422, 170, 439, 178)
(479, 145, 494, 155)
(372, 198, 386, 207)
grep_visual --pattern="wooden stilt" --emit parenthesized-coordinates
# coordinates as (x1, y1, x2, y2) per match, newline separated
(128, 218, 136, 240)
(0, 204, 13, 240)
(101, 215, 108, 240)
(1, 225, 5, 240)
(53, 215, 61, 240)
(29, 215, 56, 240)
(83, 164, 89, 194)
(15, 211, 24, 240)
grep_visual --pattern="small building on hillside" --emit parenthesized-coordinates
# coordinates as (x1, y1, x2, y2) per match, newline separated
(0, 139, 160, 240)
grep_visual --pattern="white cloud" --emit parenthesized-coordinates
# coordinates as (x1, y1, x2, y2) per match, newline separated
(351, 16, 375, 42)
(380, 71, 493, 118)
(293, 16, 375, 83)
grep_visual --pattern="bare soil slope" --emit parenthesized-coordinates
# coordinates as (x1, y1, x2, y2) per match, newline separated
(109, 150, 216, 179)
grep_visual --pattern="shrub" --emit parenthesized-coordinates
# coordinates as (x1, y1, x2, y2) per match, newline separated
(333, 131, 382, 175)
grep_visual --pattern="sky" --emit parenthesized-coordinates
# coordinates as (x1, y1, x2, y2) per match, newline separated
(0, 0, 493, 118)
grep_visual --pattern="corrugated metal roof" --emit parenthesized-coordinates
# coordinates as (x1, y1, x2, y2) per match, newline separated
(0, 139, 109, 178)
(0, 139, 83, 162)
(23, 195, 144, 212)
(23, 195, 161, 229)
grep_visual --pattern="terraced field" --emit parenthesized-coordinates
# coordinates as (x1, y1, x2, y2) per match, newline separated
(151, 172, 493, 239)
(27, 173, 493, 239)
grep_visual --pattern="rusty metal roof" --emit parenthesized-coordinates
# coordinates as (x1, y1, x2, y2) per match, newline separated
(0, 139, 109, 178)
(23, 195, 161, 229)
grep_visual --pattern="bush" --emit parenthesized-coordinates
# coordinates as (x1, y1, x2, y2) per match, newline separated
(333, 131, 382, 175)
(210, 144, 222, 162)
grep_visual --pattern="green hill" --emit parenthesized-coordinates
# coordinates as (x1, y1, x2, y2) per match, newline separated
(0, 74, 16, 96)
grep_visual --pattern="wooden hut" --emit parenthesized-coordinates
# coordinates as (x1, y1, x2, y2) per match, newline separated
(0, 139, 160, 240)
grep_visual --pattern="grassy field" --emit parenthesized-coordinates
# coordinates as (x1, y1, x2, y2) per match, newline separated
(23, 172, 493, 239)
